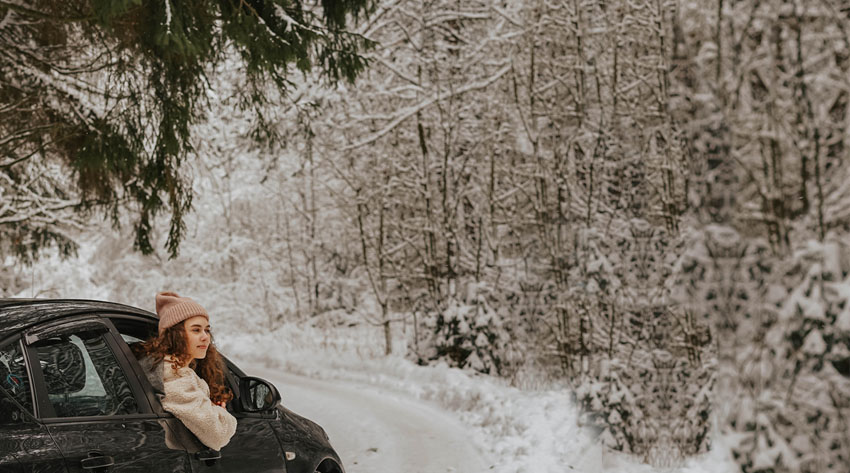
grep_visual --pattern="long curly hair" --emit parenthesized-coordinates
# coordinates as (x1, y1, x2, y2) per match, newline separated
(132, 323, 233, 405)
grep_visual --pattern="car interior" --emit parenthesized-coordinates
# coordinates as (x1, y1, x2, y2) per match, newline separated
(34, 331, 138, 418)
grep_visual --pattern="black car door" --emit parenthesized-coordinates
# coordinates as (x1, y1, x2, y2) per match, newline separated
(107, 316, 288, 473)
(196, 360, 288, 473)
(22, 316, 194, 473)
(0, 337, 66, 473)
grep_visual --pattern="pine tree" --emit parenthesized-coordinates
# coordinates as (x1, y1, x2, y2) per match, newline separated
(0, 0, 373, 260)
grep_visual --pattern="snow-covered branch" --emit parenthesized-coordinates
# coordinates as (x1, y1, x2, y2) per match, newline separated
(343, 64, 509, 150)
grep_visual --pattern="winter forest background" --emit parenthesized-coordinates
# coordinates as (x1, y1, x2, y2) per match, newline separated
(3, 0, 850, 472)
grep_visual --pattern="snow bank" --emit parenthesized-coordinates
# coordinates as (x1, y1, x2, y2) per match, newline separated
(218, 324, 736, 473)
(219, 323, 599, 472)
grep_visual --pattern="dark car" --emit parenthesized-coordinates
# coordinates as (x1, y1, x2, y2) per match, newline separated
(0, 299, 344, 473)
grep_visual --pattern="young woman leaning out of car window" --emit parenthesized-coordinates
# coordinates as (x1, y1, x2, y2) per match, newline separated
(131, 292, 237, 451)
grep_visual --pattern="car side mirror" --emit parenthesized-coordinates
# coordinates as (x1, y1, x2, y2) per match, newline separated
(239, 376, 280, 413)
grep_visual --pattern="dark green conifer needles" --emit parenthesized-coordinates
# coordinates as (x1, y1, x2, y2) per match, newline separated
(0, 0, 373, 260)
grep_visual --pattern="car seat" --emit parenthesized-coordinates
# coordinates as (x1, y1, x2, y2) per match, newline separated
(36, 338, 87, 416)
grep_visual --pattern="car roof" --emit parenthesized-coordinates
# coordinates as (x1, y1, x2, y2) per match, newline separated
(0, 298, 156, 337)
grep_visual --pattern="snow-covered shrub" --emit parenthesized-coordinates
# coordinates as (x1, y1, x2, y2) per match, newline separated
(680, 226, 850, 473)
(560, 220, 717, 466)
(733, 239, 850, 473)
(425, 287, 510, 375)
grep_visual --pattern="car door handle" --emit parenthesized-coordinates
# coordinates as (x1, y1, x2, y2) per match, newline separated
(80, 453, 114, 470)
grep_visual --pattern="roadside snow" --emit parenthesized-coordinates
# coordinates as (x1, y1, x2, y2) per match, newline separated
(13, 245, 736, 473)
(219, 324, 737, 473)
(222, 325, 597, 473)
(249, 367, 488, 472)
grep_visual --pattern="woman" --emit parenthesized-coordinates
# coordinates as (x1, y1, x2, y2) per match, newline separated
(132, 292, 237, 451)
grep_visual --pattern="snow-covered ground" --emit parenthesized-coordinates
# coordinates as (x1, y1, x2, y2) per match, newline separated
(251, 368, 488, 472)
(10, 242, 738, 473)
(225, 327, 598, 473)
(220, 324, 737, 473)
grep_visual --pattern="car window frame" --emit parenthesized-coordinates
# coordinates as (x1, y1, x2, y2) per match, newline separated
(0, 335, 36, 420)
(106, 314, 177, 416)
(22, 314, 156, 423)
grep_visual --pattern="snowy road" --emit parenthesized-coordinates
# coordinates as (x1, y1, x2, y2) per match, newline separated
(247, 365, 490, 473)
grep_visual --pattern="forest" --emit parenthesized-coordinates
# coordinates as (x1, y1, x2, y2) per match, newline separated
(3, 0, 850, 471)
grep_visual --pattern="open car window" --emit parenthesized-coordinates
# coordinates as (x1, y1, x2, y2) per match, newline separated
(108, 316, 243, 414)
(108, 318, 163, 396)
(110, 318, 156, 351)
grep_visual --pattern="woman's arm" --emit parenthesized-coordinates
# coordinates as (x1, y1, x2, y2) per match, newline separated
(162, 365, 237, 451)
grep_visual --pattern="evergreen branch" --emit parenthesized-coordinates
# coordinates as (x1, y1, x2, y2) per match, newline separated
(238, 0, 293, 44)
(0, 33, 119, 78)
(1, 0, 374, 261)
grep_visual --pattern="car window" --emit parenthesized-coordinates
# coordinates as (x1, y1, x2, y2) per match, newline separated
(33, 330, 140, 418)
(110, 318, 156, 355)
(122, 333, 144, 344)
(0, 340, 33, 418)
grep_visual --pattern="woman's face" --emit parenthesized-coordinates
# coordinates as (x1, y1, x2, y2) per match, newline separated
(183, 315, 211, 360)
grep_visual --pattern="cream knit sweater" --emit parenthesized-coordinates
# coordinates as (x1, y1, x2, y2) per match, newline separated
(160, 359, 237, 451)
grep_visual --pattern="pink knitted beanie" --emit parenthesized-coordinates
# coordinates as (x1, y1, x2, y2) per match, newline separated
(155, 291, 209, 334)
